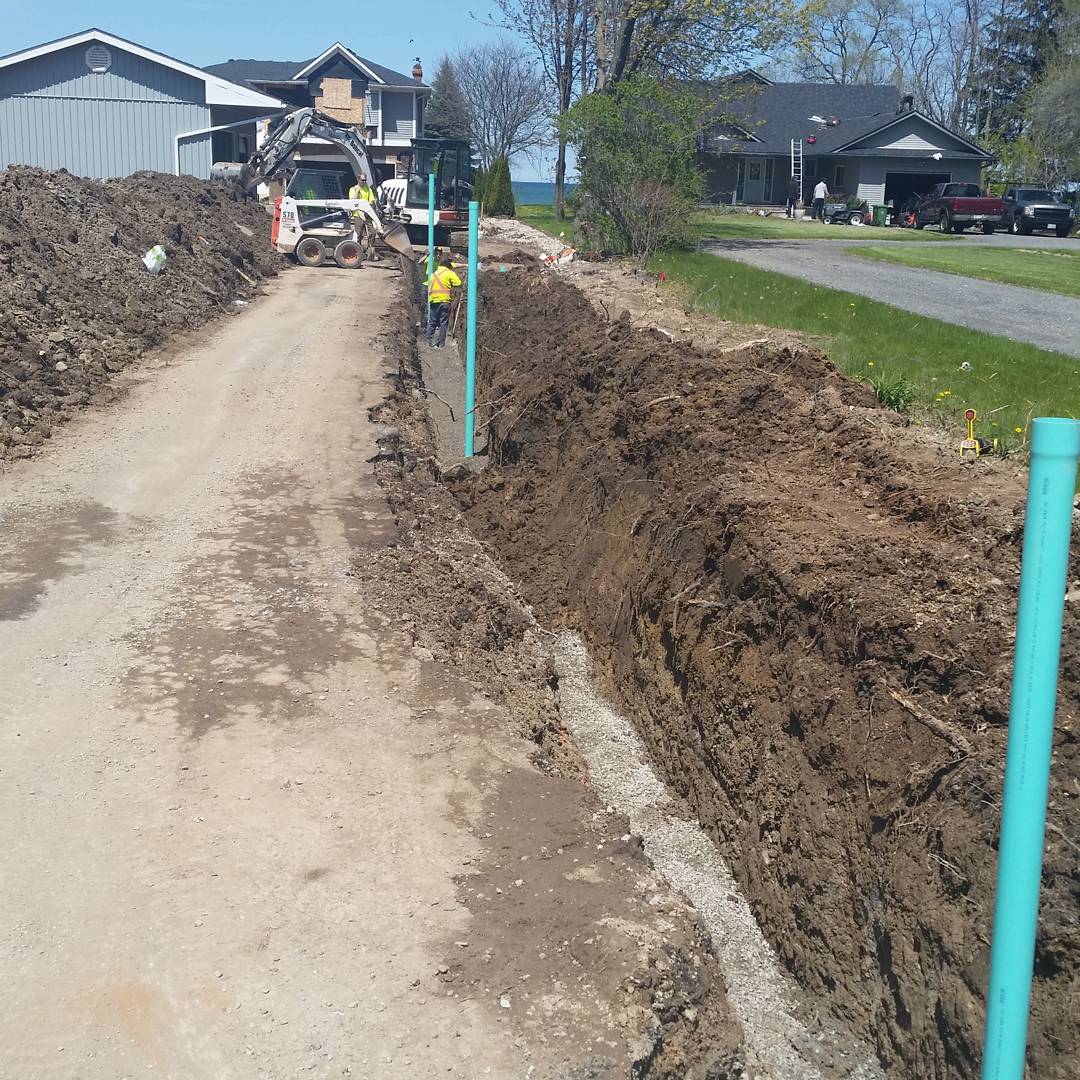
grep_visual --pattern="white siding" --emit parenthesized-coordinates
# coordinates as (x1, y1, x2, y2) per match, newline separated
(844, 113, 979, 156)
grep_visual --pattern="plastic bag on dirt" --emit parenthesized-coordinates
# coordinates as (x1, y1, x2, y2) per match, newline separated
(142, 245, 167, 274)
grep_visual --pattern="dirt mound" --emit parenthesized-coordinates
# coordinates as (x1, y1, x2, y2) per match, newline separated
(0, 167, 282, 461)
(452, 268, 1079, 1078)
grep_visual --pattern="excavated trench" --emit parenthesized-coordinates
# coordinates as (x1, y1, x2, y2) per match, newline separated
(449, 267, 1079, 1079)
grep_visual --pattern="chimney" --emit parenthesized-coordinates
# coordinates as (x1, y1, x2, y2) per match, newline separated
(412, 57, 423, 82)
(900, 93, 914, 114)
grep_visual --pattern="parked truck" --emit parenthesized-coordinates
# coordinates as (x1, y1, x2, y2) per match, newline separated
(1001, 186, 1075, 237)
(914, 183, 1005, 234)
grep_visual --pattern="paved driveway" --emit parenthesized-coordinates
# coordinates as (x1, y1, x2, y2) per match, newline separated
(703, 237, 1080, 356)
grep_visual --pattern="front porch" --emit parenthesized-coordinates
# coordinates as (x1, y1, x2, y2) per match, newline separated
(702, 153, 858, 207)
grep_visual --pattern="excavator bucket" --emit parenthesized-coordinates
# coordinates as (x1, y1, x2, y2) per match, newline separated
(381, 222, 413, 257)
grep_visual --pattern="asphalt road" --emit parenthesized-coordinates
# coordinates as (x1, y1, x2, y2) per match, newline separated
(703, 234, 1080, 356)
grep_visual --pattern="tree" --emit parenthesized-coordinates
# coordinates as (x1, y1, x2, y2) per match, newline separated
(484, 156, 517, 216)
(424, 56, 474, 141)
(560, 75, 710, 262)
(1025, 0, 1080, 181)
(453, 39, 551, 167)
(593, 0, 807, 88)
(965, 0, 1063, 139)
(473, 164, 488, 208)
(790, 0, 904, 84)
(494, 0, 594, 219)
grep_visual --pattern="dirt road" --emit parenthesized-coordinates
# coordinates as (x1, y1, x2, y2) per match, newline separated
(0, 268, 733, 1079)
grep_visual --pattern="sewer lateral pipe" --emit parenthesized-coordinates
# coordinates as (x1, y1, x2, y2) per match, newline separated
(982, 416, 1080, 1080)
(426, 172, 436, 323)
(463, 200, 479, 458)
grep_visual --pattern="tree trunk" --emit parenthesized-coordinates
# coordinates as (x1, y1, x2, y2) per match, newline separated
(555, 136, 568, 219)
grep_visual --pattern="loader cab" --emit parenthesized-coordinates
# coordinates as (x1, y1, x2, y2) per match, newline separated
(405, 140, 474, 220)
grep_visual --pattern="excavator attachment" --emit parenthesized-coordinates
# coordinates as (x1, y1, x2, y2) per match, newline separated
(381, 222, 413, 256)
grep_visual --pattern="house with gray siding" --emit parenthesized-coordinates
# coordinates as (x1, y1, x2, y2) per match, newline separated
(0, 29, 284, 179)
(702, 72, 993, 209)
(205, 44, 430, 185)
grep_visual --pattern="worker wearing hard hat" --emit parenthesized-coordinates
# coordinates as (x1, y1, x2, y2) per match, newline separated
(424, 254, 463, 349)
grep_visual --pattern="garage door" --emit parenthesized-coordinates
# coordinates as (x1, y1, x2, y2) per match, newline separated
(885, 171, 950, 206)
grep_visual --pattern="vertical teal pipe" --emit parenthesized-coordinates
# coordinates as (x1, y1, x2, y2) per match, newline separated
(982, 417, 1080, 1080)
(464, 200, 479, 458)
(426, 172, 435, 277)
(426, 172, 435, 324)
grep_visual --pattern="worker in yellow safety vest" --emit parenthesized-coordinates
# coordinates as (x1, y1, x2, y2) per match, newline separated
(348, 174, 376, 203)
(424, 254, 463, 349)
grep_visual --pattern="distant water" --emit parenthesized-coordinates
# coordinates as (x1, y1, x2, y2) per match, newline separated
(512, 181, 574, 205)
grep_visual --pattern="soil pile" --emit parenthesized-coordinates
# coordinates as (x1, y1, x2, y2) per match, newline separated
(0, 167, 282, 460)
(452, 268, 1079, 1078)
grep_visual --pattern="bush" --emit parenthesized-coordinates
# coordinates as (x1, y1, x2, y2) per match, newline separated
(484, 156, 516, 218)
(473, 165, 486, 210)
(560, 77, 709, 264)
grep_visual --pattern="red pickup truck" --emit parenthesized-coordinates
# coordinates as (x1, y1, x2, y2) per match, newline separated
(914, 183, 1005, 234)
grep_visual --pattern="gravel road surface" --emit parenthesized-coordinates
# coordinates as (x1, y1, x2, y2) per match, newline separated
(0, 268, 718, 1079)
(703, 238, 1080, 356)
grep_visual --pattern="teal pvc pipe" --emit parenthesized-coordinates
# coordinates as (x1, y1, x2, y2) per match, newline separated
(426, 172, 435, 322)
(982, 417, 1080, 1080)
(426, 171, 435, 278)
(464, 200, 479, 458)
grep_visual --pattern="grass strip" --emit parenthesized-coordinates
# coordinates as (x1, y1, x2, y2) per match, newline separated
(690, 211, 954, 243)
(652, 250, 1080, 450)
(851, 244, 1080, 299)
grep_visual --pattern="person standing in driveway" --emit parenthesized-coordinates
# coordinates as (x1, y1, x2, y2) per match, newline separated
(813, 178, 829, 221)
(786, 175, 800, 217)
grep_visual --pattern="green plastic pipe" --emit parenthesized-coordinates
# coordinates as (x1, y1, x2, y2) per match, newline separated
(464, 200, 479, 458)
(982, 416, 1080, 1080)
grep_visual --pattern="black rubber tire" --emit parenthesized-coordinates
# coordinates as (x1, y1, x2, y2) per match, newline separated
(823, 215, 833, 225)
(333, 239, 364, 269)
(1010, 216, 1021, 234)
(295, 237, 325, 267)
(914, 217, 925, 230)
(939, 211, 951, 232)
(1057, 225, 1071, 238)
(1018, 219, 1032, 235)
(982, 223, 995, 234)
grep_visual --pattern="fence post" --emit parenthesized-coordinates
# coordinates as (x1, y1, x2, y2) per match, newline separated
(464, 200, 479, 458)
(982, 417, 1080, 1080)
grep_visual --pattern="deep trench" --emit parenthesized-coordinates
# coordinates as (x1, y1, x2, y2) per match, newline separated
(445, 266, 1079, 1080)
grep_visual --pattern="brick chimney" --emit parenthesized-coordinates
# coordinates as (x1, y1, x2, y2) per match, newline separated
(412, 57, 423, 82)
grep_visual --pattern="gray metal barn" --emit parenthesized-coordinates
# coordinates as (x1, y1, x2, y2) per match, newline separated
(0, 29, 283, 179)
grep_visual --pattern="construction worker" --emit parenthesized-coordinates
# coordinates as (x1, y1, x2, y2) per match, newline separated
(348, 173, 378, 261)
(348, 173, 376, 203)
(425, 254, 462, 349)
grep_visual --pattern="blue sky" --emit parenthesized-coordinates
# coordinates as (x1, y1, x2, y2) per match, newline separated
(2, 0, 561, 180)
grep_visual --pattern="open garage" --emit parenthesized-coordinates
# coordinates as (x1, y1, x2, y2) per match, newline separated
(885, 170, 951, 206)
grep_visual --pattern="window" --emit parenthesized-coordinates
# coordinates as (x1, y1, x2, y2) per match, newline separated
(748, 161, 761, 180)
(834, 165, 845, 189)
(804, 158, 817, 179)
(351, 79, 366, 99)
(237, 134, 252, 164)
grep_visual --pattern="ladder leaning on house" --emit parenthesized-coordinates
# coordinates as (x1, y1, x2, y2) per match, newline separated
(790, 138, 803, 204)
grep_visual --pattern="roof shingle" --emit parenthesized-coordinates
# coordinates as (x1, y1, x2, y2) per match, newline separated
(205, 52, 425, 89)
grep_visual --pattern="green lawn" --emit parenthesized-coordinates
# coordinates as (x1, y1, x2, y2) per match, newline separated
(517, 204, 573, 241)
(691, 210, 954, 243)
(851, 244, 1080, 298)
(652, 250, 1080, 450)
(518, 203, 954, 243)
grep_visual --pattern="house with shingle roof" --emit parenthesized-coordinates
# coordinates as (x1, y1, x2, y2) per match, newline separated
(703, 71, 993, 209)
(206, 43, 429, 186)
